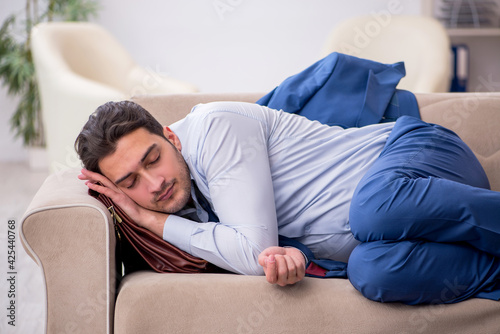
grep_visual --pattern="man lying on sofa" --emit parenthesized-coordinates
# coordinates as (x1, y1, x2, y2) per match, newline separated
(75, 97, 500, 306)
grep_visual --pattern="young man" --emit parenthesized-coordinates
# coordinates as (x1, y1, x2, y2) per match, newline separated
(76, 100, 500, 305)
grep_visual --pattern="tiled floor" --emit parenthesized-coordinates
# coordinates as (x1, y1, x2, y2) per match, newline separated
(0, 162, 48, 334)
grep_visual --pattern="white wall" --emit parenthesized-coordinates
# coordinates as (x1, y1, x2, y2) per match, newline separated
(94, 0, 422, 92)
(0, 1, 28, 162)
(0, 0, 423, 161)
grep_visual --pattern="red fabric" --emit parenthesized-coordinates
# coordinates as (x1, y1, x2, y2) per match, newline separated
(306, 262, 327, 277)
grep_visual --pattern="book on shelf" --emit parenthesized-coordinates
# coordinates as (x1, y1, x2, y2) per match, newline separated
(450, 44, 469, 92)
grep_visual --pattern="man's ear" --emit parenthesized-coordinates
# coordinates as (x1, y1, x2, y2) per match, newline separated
(163, 126, 182, 151)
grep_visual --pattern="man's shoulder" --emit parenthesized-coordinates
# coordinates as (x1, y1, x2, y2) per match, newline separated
(173, 101, 276, 152)
(189, 101, 276, 124)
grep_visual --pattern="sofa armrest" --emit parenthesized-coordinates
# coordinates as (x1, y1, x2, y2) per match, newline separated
(20, 169, 116, 334)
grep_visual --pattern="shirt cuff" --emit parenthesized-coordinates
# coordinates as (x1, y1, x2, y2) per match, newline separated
(163, 215, 200, 254)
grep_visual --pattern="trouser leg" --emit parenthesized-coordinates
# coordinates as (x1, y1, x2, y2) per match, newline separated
(347, 240, 500, 304)
(349, 116, 500, 257)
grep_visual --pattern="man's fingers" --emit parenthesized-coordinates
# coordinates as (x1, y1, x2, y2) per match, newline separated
(85, 181, 117, 198)
(81, 170, 128, 208)
(259, 246, 286, 258)
(275, 255, 290, 287)
(295, 256, 306, 281)
(264, 255, 277, 284)
(78, 168, 99, 180)
(79, 169, 110, 185)
(258, 251, 270, 268)
(284, 255, 297, 282)
(79, 168, 120, 193)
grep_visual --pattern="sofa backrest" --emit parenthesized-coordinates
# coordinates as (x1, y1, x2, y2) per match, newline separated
(132, 93, 263, 126)
(132, 92, 500, 191)
(418, 93, 500, 191)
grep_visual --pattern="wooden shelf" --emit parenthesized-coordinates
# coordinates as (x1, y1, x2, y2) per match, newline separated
(447, 28, 500, 37)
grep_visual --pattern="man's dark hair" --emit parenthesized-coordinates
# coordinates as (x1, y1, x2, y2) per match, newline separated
(75, 100, 165, 174)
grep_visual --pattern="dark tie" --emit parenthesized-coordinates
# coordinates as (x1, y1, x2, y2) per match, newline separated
(192, 180, 219, 222)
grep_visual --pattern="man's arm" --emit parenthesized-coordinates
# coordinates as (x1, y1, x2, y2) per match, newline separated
(78, 168, 168, 237)
(163, 102, 281, 275)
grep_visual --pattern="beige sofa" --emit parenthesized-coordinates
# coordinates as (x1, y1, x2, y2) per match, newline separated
(21, 92, 500, 333)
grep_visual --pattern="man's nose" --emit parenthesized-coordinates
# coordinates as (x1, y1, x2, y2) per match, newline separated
(144, 171, 163, 193)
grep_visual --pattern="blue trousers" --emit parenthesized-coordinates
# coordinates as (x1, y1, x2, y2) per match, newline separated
(347, 116, 500, 305)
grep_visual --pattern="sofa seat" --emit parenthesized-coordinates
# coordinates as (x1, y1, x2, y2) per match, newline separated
(115, 271, 500, 334)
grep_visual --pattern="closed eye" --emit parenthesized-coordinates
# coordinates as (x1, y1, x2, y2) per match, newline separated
(126, 177, 137, 189)
(149, 154, 160, 166)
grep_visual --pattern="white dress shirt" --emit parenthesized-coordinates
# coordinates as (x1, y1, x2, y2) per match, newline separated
(164, 101, 394, 275)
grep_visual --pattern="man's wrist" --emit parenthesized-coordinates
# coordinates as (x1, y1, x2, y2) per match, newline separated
(139, 208, 169, 238)
(283, 246, 308, 265)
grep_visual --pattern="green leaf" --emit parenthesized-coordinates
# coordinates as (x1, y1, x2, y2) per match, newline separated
(65, 0, 101, 21)
(10, 79, 42, 146)
(0, 45, 34, 95)
(47, 0, 100, 21)
(0, 16, 16, 57)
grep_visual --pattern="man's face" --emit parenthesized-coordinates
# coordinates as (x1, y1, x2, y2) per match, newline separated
(99, 127, 192, 214)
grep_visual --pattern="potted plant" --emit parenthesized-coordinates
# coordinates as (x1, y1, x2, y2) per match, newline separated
(0, 0, 99, 167)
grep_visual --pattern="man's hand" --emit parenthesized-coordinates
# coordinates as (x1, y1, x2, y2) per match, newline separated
(258, 246, 306, 286)
(78, 168, 168, 237)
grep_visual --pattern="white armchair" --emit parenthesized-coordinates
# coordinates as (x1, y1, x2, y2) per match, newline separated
(322, 15, 451, 93)
(31, 22, 198, 172)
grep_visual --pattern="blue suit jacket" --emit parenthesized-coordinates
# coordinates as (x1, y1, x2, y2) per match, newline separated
(257, 52, 420, 128)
